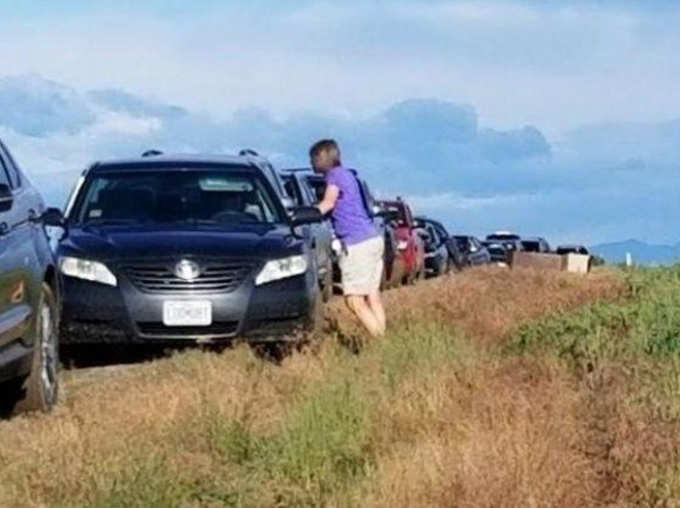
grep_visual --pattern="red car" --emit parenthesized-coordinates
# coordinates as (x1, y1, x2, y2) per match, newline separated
(378, 198, 426, 286)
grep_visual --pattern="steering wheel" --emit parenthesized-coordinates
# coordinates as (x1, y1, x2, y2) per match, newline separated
(210, 210, 259, 223)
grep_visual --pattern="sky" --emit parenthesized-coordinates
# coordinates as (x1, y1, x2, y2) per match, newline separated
(0, 0, 679, 245)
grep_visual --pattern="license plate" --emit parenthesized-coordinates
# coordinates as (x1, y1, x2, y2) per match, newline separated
(163, 301, 212, 326)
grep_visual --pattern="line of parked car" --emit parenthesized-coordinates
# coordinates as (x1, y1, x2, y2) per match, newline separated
(0, 139, 594, 415)
(478, 231, 592, 266)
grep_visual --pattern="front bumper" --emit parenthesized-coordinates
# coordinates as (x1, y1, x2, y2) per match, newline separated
(60, 270, 318, 344)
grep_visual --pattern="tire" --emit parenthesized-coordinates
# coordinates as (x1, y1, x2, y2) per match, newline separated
(415, 259, 426, 282)
(12, 283, 59, 415)
(435, 259, 449, 277)
(320, 258, 333, 303)
(305, 290, 325, 339)
(380, 265, 389, 291)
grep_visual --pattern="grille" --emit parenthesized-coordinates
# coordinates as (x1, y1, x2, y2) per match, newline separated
(137, 321, 239, 338)
(123, 260, 255, 293)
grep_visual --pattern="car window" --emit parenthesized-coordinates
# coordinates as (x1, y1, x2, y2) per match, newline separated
(281, 175, 303, 206)
(72, 169, 283, 225)
(0, 151, 11, 189)
(305, 176, 326, 203)
(0, 142, 21, 189)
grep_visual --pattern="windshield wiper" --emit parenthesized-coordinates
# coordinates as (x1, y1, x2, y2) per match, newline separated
(83, 218, 144, 226)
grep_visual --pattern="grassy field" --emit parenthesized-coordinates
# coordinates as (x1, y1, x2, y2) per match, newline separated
(6, 264, 680, 506)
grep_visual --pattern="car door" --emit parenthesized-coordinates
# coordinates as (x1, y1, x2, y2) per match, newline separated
(470, 237, 487, 265)
(0, 144, 39, 350)
(297, 174, 333, 273)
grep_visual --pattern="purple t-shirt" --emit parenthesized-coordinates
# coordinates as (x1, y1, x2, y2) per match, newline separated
(325, 166, 378, 246)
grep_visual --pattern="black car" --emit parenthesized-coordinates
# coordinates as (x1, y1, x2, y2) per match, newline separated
(0, 139, 60, 414)
(280, 169, 334, 301)
(414, 217, 451, 277)
(55, 154, 324, 346)
(481, 240, 509, 265)
(453, 235, 491, 266)
(556, 245, 590, 256)
(486, 231, 523, 256)
(521, 237, 551, 253)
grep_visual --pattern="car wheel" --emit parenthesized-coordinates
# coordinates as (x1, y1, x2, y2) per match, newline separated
(305, 290, 325, 339)
(380, 264, 389, 291)
(321, 258, 333, 303)
(12, 283, 59, 415)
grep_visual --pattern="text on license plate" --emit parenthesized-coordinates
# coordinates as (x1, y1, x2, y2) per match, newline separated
(163, 301, 212, 326)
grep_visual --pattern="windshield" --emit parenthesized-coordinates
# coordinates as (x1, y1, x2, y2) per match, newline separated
(71, 170, 283, 226)
(488, 234, 520, 241)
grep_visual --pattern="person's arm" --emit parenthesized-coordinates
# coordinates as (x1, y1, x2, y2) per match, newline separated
(317, 184, 339, 215)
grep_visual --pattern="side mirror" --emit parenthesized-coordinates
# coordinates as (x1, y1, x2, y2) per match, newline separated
(41, 207, 66, 227)
(290, 206, 323, 227)
(0, 184, 13, 212)
(281, 196, 295, 210)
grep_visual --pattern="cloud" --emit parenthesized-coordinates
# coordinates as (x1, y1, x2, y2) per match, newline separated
(0, 74, 678, 246)
(2, 1, 680, 134)
(87, 89, 188, 119)
(0, 75, 95, 137)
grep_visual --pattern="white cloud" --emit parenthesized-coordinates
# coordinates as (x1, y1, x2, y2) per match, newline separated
(1, 2, 679, 136)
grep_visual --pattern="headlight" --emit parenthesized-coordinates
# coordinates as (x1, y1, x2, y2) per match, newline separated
(59, 257, 117, 286)
(255, 255, 308, 286)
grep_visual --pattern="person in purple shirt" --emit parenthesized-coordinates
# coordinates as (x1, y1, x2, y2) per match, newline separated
(310, 139, 386, 338)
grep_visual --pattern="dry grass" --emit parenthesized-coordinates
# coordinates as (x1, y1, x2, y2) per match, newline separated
(329, 265, 624, 345)
(367, 357, 597, 508)
(0, 266, 636, 507)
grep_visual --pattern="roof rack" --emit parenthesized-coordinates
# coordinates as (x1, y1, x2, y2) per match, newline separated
(282, 167, 313, 173)
(141, 149, 163, 158)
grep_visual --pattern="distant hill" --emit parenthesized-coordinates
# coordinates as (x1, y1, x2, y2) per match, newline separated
(590, 239, 680, 265)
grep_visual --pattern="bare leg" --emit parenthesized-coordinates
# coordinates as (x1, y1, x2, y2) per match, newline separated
(345, 295, 382, 337)
(366, 290, 386, 336)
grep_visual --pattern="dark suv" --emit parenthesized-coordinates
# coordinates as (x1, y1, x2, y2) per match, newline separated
(521, 237, 551, 253)
(453, 235, 491, 266)
(0, 139, 60, 415)
(55, 154, 323, 346)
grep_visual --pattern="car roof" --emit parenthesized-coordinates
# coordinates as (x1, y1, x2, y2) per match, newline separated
(90, 153, 266, 173)
(522, 237, 545, 242)
(282, 167, 314, 174)
(488, 232, 520, 237)
(558, 244, 586, 249)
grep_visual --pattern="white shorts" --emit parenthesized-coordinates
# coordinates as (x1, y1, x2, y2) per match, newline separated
(339, 235, 384, 296)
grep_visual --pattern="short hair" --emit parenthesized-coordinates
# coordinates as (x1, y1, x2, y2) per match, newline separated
(309, 139, 341, 167)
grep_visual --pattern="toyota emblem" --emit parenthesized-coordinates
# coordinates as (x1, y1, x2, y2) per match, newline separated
(174, 260, 201, 281)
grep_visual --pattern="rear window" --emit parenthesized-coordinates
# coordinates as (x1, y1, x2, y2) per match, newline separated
(522, 241, 540, 252)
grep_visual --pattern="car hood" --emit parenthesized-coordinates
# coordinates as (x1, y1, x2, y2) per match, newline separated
(59, 224, 303, 262)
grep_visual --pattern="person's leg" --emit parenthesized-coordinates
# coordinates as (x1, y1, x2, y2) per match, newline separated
(366, 290, 386, 336)
(345, 295, 383, 337)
